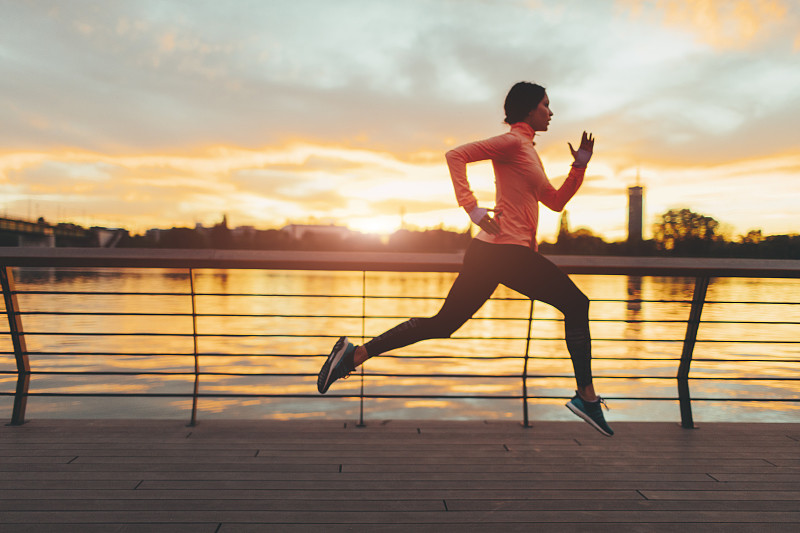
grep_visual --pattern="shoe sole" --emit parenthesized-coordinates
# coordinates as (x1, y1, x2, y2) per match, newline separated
(318, 336, 349, 394)
(566, 401, 613, 437)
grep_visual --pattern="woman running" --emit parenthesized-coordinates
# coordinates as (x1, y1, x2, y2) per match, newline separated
(317, 81, 613, 436)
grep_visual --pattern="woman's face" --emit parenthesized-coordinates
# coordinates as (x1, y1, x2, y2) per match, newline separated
(525, 93, 553, 132)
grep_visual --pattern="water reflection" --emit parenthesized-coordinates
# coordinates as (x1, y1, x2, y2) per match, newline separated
(2, 267, 798, 422)
(623, 276, 644, 366)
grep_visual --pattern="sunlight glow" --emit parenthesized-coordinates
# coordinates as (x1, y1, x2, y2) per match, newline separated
(2, 142, 799, 238)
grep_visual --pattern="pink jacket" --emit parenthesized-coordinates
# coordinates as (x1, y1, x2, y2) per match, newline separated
(445, 121, 585, 250)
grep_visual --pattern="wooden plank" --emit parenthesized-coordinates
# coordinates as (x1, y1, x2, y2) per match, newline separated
(0, 449, 259, 457)
(0, 463, 339, 473)
(0, 499, 443, 512)
(0, 488, 643, 501)
(0, 456, 78, 463)
(341, 464, 795, 474)
(0, 510, 798, 524)
(710, 473, 800, 482)
(443, 500, 800, 512)
(133, 480, 800, 491)
(641, 490, 800, 501)
(772, 460, 800, 466)
(0, 456, 780, 466)
(0, 498, 798, 513)
(0, 471, 718, 483)
(0, 525, 219, 533)
(221, 525, 800, 533)
(0, 480, 140, 490)
(1, 462, 783, 474)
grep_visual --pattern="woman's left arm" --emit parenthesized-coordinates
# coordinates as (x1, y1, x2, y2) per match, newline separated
(540, 132, 594, 212)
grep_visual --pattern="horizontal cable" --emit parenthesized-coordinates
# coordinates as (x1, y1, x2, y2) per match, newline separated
(2, 391, 798, 402)
(11, 311, 799, 326)
(12, 289, 800, 306)
(2, 350, 799, 363)
(16, 370, 800, 382)
(9, 331, 799, 344)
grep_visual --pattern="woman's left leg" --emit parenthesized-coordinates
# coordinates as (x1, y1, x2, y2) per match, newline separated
(496, 247, 593, 391)
(495, 246, 613, 436)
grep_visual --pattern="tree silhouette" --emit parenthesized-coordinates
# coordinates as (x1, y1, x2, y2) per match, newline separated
(653, 208, 720, 255)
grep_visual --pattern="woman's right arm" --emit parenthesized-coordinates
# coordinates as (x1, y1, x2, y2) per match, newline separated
(445, 133, 518, 213)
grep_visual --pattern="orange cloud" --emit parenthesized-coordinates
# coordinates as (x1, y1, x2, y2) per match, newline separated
(620, 0, 796, 50)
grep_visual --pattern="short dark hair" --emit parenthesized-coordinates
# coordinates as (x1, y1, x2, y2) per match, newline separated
(504, 82, 546, 124)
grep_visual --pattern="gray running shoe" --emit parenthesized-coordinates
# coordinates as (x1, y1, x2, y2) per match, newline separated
(317, 336, 356, 394)
(566, 393, 614, 436)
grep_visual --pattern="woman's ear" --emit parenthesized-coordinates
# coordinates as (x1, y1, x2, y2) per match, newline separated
(522, 108, 536, 125)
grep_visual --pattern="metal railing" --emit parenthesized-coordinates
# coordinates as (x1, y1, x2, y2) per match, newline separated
(1, 247, 799, 427)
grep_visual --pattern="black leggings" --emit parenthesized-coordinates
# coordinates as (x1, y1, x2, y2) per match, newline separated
(363, 239, 593, 388)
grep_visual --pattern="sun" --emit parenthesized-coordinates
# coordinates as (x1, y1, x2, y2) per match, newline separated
(346, 215, 403, 236)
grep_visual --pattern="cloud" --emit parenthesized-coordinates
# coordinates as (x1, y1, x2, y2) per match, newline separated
(0, 1, 632, 153)
(619, 0, 798, 50)
(3, 0, 797, 159)
(0, 142, 454, 232)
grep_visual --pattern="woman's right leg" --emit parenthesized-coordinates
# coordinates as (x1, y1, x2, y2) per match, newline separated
(319, 239, 496, 394)
(359, 239, 499, 363)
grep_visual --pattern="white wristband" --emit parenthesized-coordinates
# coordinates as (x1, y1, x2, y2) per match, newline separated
(468, 206, 488, 225)
(572, 148, 592, 167)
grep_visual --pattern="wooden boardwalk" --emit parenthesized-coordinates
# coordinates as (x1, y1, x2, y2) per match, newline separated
(0, 419, 798, 532)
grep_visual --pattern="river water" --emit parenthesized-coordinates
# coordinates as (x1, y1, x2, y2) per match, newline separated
(1, 267, 798, 424)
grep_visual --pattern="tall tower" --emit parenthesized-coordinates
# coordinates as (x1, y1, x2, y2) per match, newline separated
(627, 184, 643, 244)
(557, 210, 570, 242)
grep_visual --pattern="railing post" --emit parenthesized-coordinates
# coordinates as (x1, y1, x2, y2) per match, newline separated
(357, 270, 367, 427)
(1, 266, 29, 426)
(678, 276, 709, 429)
(188, 268, 199, 427)
(521, 300, 534, 428)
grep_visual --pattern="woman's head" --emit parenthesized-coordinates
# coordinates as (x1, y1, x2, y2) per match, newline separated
(504, 82, 547, 125)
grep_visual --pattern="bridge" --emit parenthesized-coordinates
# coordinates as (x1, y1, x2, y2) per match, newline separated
(0, 216, 125, 247)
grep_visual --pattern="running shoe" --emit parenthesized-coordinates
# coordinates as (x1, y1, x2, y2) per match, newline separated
(317, 336, 356, 394)
(566, 392, 614, 437)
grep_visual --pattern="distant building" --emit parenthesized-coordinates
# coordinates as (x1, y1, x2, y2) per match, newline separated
(627, 185, 644, 244)
(231, 225, 255, 240)
(281, 224, 352, 241)
(90, 227, 127, 248)
(557, 210, 570, 242)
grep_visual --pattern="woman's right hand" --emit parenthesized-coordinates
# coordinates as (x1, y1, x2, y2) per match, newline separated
(569, 131, 594, 168)
(469, 207, 502, 235)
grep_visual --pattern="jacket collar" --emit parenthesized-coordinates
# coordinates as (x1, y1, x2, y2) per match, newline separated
(510, 121, 536, 143)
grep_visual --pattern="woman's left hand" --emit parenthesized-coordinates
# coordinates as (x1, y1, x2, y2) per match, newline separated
(569, 131, 594, 167)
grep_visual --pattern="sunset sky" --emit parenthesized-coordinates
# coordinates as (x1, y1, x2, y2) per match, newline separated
(1, 0, 799, 242)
